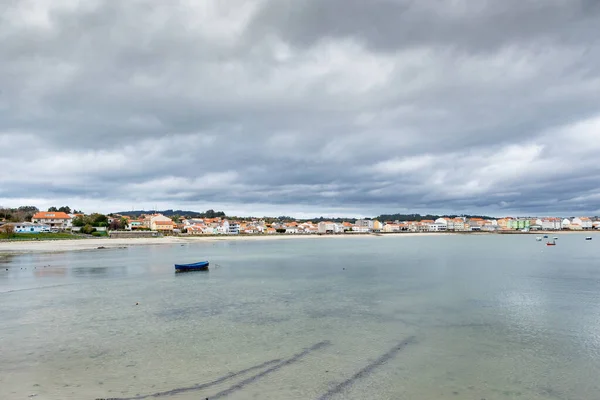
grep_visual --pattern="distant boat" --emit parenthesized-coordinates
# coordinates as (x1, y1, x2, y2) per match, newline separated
(546, 241, 556, 246)
(543, 235, 549, 238)
(175, 261, 209, 272)
(585, 237, 592, 241)
(536, 237, 542, 241)
(553, 237, 558, 240)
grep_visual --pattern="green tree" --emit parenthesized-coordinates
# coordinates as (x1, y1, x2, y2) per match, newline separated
(48, 206, 58, 212)
(58, 206, 72, 214)
(81, 225, 96, 235)
(109, 217, 129, 231)
(72, 216, 86, 227)
(90, 213, 108, 227)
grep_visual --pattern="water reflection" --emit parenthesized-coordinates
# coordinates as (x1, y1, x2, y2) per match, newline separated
(71, 266, 127, 278)
(1, 236, 600, 400)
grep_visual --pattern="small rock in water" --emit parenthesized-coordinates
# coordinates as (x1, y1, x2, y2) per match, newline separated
(135, 302, 139, 305)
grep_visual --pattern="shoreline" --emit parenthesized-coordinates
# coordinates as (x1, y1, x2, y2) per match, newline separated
(0, 231, 597, 255)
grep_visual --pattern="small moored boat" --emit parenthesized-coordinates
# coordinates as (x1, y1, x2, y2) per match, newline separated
(543, 235, 548, 238)
(175, 261, 209, 272)
(546, 241, 556, 246)
(535, 237, 542, 241)
(553, 237, 558, 240)
(585, 237, 592, 241)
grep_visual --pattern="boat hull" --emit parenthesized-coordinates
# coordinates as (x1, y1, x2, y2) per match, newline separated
(174, 261, 209, 272)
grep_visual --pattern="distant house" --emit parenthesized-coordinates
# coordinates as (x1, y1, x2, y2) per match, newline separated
(572, 217, 593, 229)
(428, 222, 447, 232)
(150, 214, 174, 232)
(434, 218, 448, 229)
(129, 220, 145, 230)
(318, 221, 337, 234)
(32, 211, 72, 230)
(372, 220, 383, 232)
(537, 218, 562, 230)
(452, 218, 466, 231)
(228, 222, 240, 234)
(8, 222, 51, 233)
(355, 219, 374, 229)
(383, 224, 400, 233)
(342, 222, 353, 231)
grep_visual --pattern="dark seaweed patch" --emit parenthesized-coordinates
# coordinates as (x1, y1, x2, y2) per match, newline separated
(316, 336, 417, 400)
(106, 358, 281, 400)
(209, 341, 332, 399)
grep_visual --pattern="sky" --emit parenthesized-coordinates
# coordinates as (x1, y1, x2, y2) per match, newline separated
(1, 0, 600, 218)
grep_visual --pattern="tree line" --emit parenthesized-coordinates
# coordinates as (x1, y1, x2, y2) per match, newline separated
(375, 213, 493, 222)
(47, 206, 83, 214)
(0, 206, 39, 222)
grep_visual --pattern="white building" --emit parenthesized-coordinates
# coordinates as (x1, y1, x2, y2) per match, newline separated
(217, 220, 230, 234)
(9, 222, 51, 233)
(538, 218, 562, 230)
(572, 217, 593, 229)
(318, 221, 337, 233)
(428, 223, 447, 232)
(355, 219, 374, 229)
(228, 223, 240, 234)
(150, 214, 174, 232)
(383, 224, 400, 233)
(31, 211, 73, 230)
(434, 218, 448, 230)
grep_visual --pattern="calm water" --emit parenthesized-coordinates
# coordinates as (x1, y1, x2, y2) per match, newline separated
(1, 235, 600, 400)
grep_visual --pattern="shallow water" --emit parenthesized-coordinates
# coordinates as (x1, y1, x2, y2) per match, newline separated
(1, 234, 600, 399)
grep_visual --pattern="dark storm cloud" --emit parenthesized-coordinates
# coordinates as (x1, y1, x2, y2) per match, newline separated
(249, 0, 600, 52)
(1, 0, 600, 216)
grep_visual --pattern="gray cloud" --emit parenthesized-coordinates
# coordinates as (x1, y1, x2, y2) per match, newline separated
(1, 0, 600, 216)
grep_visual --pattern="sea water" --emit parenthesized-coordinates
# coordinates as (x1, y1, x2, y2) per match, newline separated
(1, 234, 599, 399)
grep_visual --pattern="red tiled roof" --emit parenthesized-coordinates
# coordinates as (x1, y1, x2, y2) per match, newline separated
(33, 212, 71, 219)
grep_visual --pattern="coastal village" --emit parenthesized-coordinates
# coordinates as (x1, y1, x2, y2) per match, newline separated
(1, 208, 599, 237)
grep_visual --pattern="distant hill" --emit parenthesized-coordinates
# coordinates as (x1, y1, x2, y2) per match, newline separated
(116, 209, 226, 218)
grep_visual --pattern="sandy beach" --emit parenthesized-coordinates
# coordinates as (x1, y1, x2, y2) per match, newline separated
(1, 231, 595, 255)
(0, 233, 442, 254)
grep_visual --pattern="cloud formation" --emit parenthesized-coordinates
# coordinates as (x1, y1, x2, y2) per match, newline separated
(1, 0, 600, 216)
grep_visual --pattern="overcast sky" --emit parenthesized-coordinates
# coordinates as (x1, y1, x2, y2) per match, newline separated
(1, 0, 600, 217)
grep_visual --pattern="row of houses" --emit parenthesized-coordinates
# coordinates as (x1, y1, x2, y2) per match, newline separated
(3, 211, 599, 235)
(121, 214, 600, 235)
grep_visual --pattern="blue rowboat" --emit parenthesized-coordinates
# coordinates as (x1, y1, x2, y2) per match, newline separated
(174, 261, 209, 272)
